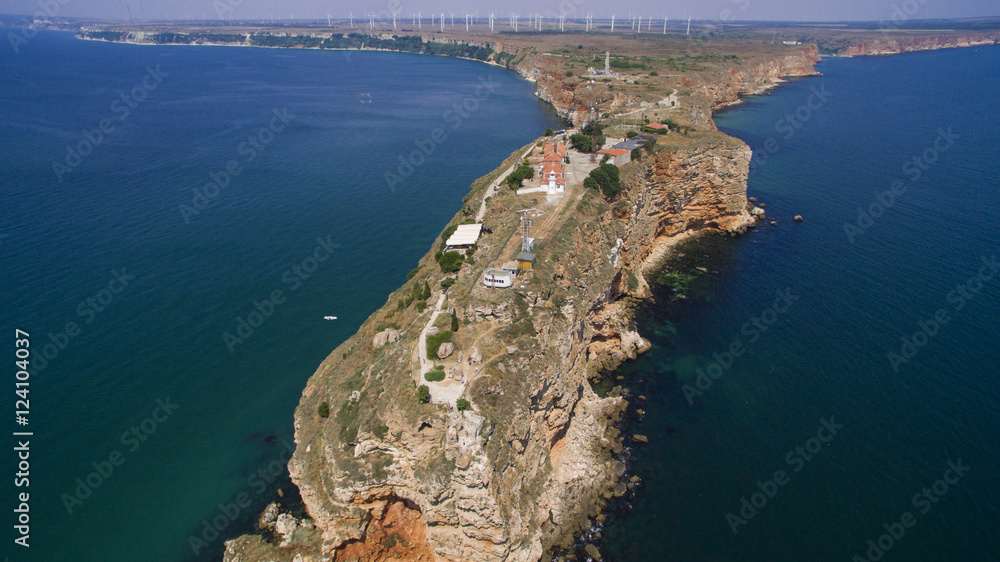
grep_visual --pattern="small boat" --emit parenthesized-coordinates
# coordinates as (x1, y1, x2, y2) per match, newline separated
(324, 316, 337, 321)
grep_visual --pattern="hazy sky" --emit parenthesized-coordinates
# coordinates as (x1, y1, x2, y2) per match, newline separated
(3, 0, 998, 22)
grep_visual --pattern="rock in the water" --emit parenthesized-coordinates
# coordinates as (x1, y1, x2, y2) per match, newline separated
(770, 220, 777, 226)
(794, 214, 804, 222)
(436, 341, 455, 359)
(585, 543, 603, 560)
(633, 434, 648, 443)
(372, 328, 399, 348)
(257, 501, 279, 530)
(751, 206, 766, 218)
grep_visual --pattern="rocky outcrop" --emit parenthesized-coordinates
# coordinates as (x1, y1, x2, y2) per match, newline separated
(372, 328, 399, 349)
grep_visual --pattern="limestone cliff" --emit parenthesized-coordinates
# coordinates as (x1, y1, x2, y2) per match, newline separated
(838, 33, 999, 57)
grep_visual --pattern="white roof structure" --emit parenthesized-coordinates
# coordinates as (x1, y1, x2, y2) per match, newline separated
(446, 223, 483, 247)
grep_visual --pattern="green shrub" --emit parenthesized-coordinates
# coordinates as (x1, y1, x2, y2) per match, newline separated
(440, 277, 456, 290)
(456, 399, 471, 411)
(649, 71, 659, 76)
(415, 301, 427, 311)
(424, 370, 445, 382)
(438, 251, 464, 273)
(626, 131, 638, 138)
(586, 163, 622, 200)
(417, 385, 430, 403)
(427, 330, 453, 357)
(318, 401, 330, 418)
(451, 310, 459, 332)
(422, 281, 431, 300)
(406, 266, 421, 280)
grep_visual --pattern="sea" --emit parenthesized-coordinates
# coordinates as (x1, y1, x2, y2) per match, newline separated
(600, 46, 1000, 561)
(0, 29, 562, 561)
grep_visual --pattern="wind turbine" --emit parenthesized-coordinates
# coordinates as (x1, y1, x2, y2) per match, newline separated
(686, 16, 691, 35)
(513, 13, 518, 31)
(326, 13, 331, 27)
(450, 13, 454, 26)
(610, 13, 615, 32)
(648, 16, 652, 32)
(559, 13, 565, 32)
(440, 13, 445, 32)
(663, 15, 667, 34)
(637, 15, 642, 33)
(391, 9, 398, 29)
(465, 12, 470, 31)
(489, 12, 494, 31)
(349, 11, 354, 27)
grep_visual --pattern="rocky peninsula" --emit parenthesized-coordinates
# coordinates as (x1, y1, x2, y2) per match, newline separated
(74, 19, 1000, 561)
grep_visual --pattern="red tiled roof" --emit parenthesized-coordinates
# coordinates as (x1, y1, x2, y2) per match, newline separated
(644, 122, 668, 129)
(598, 148, 630, 156)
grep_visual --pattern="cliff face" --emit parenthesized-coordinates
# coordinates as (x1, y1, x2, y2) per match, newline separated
(839, 33, 998, 56)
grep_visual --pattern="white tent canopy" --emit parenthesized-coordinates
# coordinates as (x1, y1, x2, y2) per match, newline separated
(446, 223, 483, 247)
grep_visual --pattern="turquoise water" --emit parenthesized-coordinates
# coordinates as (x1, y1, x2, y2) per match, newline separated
(0, 30, 562, 561)
(600, 47, 1000, 560)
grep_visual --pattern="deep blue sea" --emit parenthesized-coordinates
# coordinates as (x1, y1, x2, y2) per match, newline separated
(0, 29, 561, 561)
(601, 47, 1000, 561)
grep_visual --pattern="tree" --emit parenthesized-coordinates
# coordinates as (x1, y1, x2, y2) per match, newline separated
(570, 133, 593, 153)
(417, 385, 430, 403)
(422, 281, 431, 300)
(438, 251, 464, 273)
(318, 401, 330, 418)
(586, 163, 622, 200)
(545, 127, 555, 135)
(451, 310, 459, 331)
(456, 399, 471, 411)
